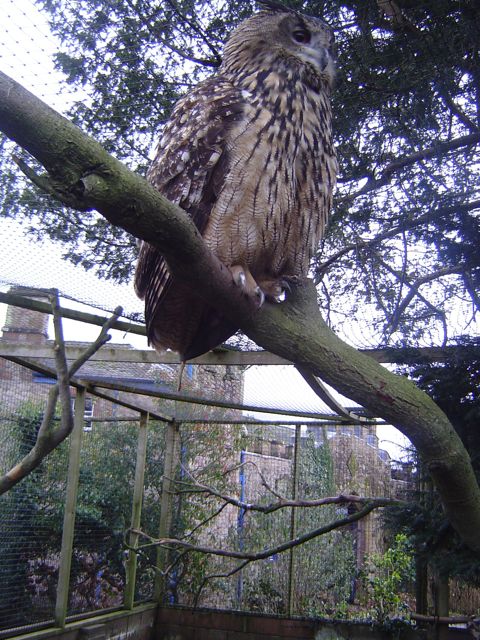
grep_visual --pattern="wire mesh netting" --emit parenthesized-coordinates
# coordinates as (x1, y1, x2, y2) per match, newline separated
(0, 312, 410, 634)
(161, 421, 396, 616)
(0, 359, 167, 631)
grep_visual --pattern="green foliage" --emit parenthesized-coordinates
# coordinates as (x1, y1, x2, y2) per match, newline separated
(156, 421, 247, 605)
(237, 430, 356, 616)
(295, 432, 356, 616)
(361, 533, 414, 623)
(0, 404, 168, 620)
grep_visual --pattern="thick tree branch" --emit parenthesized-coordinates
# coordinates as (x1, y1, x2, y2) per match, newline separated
(1, 70, 480, 553)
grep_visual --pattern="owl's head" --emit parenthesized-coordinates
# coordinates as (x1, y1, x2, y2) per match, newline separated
(221, 1, 335, 87)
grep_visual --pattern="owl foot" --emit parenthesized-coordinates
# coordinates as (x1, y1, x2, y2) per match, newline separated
(230, 265, 265, 307)
(258, 275, 301, 303)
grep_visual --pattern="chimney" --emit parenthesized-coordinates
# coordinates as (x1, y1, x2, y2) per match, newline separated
(1, 287, 49, 345)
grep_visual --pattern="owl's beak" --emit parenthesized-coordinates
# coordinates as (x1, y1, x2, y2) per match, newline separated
(301, 46, 334, 75)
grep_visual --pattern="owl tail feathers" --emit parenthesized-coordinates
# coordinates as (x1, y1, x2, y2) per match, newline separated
(150, 316, 237, 361)
(182, 312, 238, 361)
(147, 286, 239, 361)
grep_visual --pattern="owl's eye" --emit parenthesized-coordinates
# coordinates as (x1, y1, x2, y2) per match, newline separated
(292, 29, 311, 45)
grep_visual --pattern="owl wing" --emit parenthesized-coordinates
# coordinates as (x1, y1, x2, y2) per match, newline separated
(134, 76, 244, 353)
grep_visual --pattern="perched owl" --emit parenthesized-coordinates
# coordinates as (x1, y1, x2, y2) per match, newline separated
(135, 0, 337, 360)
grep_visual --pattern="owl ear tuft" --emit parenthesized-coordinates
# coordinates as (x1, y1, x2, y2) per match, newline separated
(256, 0, 296, 15)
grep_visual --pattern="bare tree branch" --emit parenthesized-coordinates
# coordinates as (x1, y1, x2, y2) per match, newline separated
(164, 0, 222, 66)
(315, 199, 480, 279)
(194, 559, 251, 607)
(175, 477, 402, 514)
(128, 500, 387, 562)
(180, 458, 289, 503)
(385, 265, 461, 339)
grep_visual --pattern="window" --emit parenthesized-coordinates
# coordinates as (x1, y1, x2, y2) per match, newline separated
(71, 395, 94, 431)
(366, 434, 377, 447)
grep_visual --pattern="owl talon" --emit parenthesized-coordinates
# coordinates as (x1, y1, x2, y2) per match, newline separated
(237, 271, 247, 288)
(255, 286, 265, 306)
(230, 265, 264, 308)
(257, 276, 298, 303)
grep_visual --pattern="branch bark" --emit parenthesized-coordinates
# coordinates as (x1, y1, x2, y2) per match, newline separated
(1, 70, 480, 552)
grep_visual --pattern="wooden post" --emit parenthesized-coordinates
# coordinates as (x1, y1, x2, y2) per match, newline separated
(124, 412, 149, 610)
(287, 424, 301, 616)
(433, 571, 450, 640)
(154, 420, 181, 601)
(54, 387, 85, 627)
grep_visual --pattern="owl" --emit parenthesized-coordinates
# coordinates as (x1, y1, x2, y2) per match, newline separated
(135, 0, 337, 361)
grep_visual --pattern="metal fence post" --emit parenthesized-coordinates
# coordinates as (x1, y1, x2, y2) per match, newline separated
(124, 411, 149, 610)
(54, 387, 85, 627)
(287, 424, 301, 616)
(155, 420, 181, 601)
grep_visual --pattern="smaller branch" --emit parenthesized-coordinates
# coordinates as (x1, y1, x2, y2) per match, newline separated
(339, 133, 480, 203)
(164, 0, 222, 66)
(184, 501, 230, 540)
(194, 559, 251, 607)
(177, 459, 290, 508)
(316, 203, 443, 278)
(155, 471, 400, 515)
(296, 367, 368, 423)
(226, 460, 288, 501)
(51, 289, 74, 436)
(438, 90, 479, 134)
(362, 248, 453, 343)
(12, 155, 90, 210)
(158, 37, 220, 68)
(125, 0, 220, 69)
(462, 272, 480, 315)
(69, 305, 123, 376)
(386, 266, 461, 338)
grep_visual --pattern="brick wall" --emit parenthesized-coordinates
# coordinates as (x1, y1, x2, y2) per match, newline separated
(154, 606, 424, 640)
